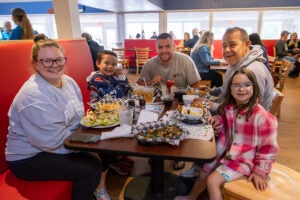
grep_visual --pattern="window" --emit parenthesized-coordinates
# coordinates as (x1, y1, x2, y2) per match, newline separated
(125, 13, 159, 39)
(261, 10, 300, 39)
(80, 14, 116, 49)
(212, 11, 259, 39)
(167, 12, 209, 39)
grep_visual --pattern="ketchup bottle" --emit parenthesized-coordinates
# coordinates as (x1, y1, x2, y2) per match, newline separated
(166, 80, 175, 94)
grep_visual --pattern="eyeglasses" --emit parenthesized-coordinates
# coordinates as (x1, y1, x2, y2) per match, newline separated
(231, 83, 254, 91)
(37, 57, 67, 67)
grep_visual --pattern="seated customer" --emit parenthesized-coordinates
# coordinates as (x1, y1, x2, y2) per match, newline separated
(137, 32, 203, 89)
(176, 32, 191, 50)
(190, 31, 226, 87)
(275, 30, 296, 63)
(5, 37, 103, 200)
(87, 50, 134, 180)
(287, 32, 300, 56)
(137, 32, 203, 170)
(82, 32, 104, 71)
(184, 28, 200, 49)
(249, 33, 270, 71)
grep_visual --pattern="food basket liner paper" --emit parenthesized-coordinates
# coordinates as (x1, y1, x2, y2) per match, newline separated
(131, 120, 189, 146)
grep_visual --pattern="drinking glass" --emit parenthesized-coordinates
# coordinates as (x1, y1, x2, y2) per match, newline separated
(119, 109, 133, 126)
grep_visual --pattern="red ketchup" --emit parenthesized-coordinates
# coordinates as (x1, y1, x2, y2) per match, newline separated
(166, 80, 174, 94)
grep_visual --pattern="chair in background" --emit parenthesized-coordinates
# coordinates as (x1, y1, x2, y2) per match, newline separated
(112, 47, 129, 69)
(274, 59, 293, 92)
(272, 46, 284, 71)
(135, 47, 149, 75)
(269, 88, 284, 118)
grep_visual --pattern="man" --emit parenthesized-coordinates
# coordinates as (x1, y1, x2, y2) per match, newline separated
(137, 32, 202, 89)
(81, 32, 104, 71)
(1, 21, 12, 40)
(138, 33, 202, 170)
(275, 30, 296, 63)
(180, 27, 274, 180)
(212, 27, 274, 111)
(184, 28, 200, 49)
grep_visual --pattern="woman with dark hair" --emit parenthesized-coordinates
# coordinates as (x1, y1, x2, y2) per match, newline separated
(10, 8, 37, 40)
(249, 33, 270, 70)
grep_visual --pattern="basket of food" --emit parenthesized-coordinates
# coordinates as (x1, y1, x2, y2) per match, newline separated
(131, 120, 188, 146)
(181, 105, 204, 124)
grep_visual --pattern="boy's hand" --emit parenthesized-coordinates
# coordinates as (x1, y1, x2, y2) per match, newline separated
(114, 68, 123, 76)
(248, 173, 268, 191)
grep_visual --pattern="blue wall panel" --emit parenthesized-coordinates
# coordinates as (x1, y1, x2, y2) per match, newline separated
(0, 2, 109, 15)
(0, 2, 53, 15)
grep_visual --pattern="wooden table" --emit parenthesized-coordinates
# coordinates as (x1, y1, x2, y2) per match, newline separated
(64, 105, 216, 198)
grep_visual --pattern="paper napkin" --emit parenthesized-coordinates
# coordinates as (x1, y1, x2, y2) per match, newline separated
(100, 124, 133, 140)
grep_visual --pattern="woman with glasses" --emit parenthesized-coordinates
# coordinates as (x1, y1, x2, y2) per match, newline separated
(175, 68, 278, 200)
(5, 36, 103, 200)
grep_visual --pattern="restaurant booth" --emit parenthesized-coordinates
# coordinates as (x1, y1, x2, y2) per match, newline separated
(0, 39, 93, 200)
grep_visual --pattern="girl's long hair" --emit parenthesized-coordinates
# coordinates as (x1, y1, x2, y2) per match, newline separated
(217, 68, 261, 121)
(12, 8, 34, 39)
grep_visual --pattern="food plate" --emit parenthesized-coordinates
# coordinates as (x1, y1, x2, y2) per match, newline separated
(80, 120, 120, 129)
(80, 109, 120, 128)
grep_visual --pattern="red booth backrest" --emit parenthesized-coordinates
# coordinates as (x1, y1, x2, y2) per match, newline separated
(0, 39, 93, 174)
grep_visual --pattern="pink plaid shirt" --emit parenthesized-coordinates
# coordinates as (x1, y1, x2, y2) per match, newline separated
(203, 103, 279, 178)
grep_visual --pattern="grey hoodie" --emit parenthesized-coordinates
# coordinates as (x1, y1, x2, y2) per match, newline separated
(212, 45, 274, 112)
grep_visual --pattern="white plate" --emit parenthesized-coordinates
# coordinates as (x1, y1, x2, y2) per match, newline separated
(80, 120, 120, 129)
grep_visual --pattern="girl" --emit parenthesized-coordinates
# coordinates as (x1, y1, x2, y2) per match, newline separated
(175, 68, 279, 200)
(87, 50, 134, 200)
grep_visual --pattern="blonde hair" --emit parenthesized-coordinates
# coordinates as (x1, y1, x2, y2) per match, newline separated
(191, 31, 214, 54)
(31, 38, 63, 66)
(288, 32, 298, 48)
(12, 8, 34, 39)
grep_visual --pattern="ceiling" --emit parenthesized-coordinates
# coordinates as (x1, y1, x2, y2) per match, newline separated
(0, 0, 164, 12)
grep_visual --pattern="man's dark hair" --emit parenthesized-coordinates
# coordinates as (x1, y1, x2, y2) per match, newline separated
(157, 33, 173, 40)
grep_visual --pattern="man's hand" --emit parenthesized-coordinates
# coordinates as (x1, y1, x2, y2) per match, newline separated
(151, 75, 163, 85)
(248, 173, 268, 191)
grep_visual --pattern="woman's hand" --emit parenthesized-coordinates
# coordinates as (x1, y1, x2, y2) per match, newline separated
(248, 173, 268, 191)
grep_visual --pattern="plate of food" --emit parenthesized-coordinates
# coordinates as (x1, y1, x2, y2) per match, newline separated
(80, 109, 120, 128)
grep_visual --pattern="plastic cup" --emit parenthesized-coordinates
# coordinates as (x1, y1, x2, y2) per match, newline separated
(161, 94, 174, 108)
(143, 86, 154, 103)
(119, 109, 133, 126)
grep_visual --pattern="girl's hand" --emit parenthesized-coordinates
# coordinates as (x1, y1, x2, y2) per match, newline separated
(248, 173, 268, 191)
(208, 116, 222, 132)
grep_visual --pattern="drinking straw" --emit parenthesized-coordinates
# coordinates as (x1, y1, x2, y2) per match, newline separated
(143, 78, 147, 86)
